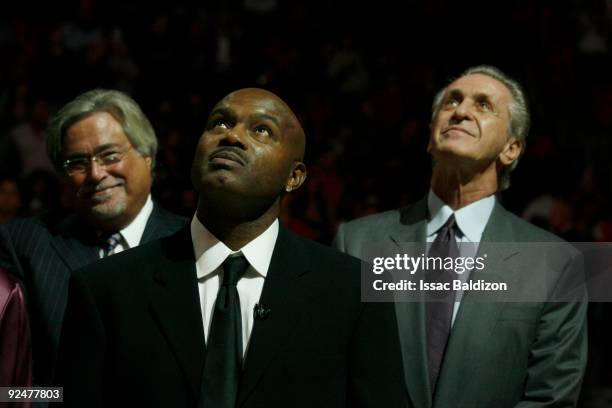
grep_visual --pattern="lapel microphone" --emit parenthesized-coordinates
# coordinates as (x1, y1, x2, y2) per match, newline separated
(253, 303, 271, 320)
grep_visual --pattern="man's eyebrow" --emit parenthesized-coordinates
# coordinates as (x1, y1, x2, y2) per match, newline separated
(64, 143, 124, 158)
(207, 106, 282, 127)
(446, 89, 463, 99)
(473, 92, 493, 102)
(208, 107, 233, 119)
(251, 112, 281, 128)
(447, 89, 495, 104)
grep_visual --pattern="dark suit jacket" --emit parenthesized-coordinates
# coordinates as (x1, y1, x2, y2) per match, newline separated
(334, 197, 587, 408)
(0, 203, 187, 384)
(55, 224, 407, 408)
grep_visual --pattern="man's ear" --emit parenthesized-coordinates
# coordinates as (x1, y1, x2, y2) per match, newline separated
(499, 138, 523, 166)
(285, 161, 307, 192)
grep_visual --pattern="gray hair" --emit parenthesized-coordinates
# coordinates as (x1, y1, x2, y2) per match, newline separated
(431, 65, 530, 190)
(46, 89, 158, 172)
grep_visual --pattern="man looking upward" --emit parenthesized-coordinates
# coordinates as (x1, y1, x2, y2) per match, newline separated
(335, 66, 587, 407)
(55, 88, 407, 408)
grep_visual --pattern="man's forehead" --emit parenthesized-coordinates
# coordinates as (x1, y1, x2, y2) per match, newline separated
(63, 112, 128, 150)
(447, 74, 511, 100)
(211, 88, 305, 158)
(216, 89, 288, 116)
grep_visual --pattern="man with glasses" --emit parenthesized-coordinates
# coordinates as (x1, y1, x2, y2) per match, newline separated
(0, 89, 187, 385)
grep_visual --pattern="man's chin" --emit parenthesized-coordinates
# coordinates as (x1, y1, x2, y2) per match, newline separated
(86, 199, 127, 220)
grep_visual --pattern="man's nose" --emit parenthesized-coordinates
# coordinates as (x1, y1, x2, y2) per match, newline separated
(86, 159, 108, 181)
(221, 125, 247, 149)
(451, 100, 472, 121)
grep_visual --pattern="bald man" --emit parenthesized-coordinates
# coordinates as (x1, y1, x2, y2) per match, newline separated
(54, 89, 408, 408)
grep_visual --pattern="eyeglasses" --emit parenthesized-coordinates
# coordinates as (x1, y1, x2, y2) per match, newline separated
(62, 144, 133, 176)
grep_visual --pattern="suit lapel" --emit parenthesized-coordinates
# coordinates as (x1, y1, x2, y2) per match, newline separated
(237, 226, 311, 406)
(391, 198, 432, 408)
(433, 201, 522, 407)
(142, 202, 173, 243)
(148, 226, 206, 399)
(141, 201, 189, 244)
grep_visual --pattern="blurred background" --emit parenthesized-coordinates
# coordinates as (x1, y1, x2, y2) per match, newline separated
(0, 0, 610, 404)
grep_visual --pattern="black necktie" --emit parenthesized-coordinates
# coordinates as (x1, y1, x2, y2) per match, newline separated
(200, 255, 249, 408)
(426, 215, 459, 394)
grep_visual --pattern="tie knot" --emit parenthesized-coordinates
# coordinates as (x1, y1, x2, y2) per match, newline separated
(432, 214, 461, 245)
(444, 214, 456, 229)
(439, 214, 459, 236)
(103, 232, 123, 257)
(222, 255, 248, 286)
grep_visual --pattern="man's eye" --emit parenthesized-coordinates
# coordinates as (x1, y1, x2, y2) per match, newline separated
(213, 119, 229, 129)
(68, 158, 88, 167)
(444, 98, 459, 108)
(254, 125, 271, 136)
(100, 151, 121, 163)
(478, 101, 492, 111)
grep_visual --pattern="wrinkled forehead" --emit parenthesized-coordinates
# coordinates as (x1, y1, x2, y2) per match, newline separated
(446, 74, 512, 105)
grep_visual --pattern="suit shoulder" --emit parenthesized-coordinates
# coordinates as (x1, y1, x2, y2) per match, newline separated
(502, 208, 566, 243)
(341, 208, 403, 236)
(151, 204, 188, 228)
(3, 211, 69, 243)
(302, 235, 361, 267)
(496, 207, 583, 260)
(145, 203, 189, 241)
(5, 215, 48, 234)
(76, 238, 163, 286)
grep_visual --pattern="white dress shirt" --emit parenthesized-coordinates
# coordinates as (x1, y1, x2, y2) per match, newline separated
(191, 215, 278, 356)
(98, 194, 153, 258)
(426, 190, 495, 325)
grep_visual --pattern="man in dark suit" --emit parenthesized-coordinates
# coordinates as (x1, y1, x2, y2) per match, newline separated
(334, 66, 587, 407)
(55, 88, 407, 407)
(0, 89, 187, 385)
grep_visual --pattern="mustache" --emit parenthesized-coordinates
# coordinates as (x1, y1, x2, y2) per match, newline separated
(77, 179, 124, 197)
(208, 147, 248, 165)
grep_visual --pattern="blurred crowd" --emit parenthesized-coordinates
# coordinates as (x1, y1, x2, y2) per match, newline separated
(0, 0, 610, 244)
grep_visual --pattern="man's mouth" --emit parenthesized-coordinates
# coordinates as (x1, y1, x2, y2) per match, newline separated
(79, 183, 123, 199)
(209, 150, 246, 166)
(442, 126, 474, 137)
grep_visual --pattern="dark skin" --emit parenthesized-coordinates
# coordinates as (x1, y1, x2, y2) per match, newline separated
(191, 88, 307, 250)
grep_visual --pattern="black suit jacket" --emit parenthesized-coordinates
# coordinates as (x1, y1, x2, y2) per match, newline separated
(55, 224, 407, 408)
(0, 204, 187, 384)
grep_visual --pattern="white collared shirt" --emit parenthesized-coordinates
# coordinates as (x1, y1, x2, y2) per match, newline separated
(98, 195, 153, 258)
(426, 190, 495, 324)
(191, 215, 278, 356)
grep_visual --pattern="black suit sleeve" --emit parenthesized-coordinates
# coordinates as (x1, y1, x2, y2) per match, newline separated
(348, 300, 408, 408)
(54, 271, 106, 408)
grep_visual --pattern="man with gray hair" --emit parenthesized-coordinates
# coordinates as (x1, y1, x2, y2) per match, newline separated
(334, 66, 587, 407)
(0, 89, 187, 385)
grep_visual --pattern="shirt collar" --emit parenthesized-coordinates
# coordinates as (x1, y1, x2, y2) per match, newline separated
(427, 190, 495, 242)
(118, 194, 153, 248)
(191, 214, 279, 279)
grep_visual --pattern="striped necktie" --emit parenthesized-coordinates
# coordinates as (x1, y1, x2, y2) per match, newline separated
(103, 233, 123, 257)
